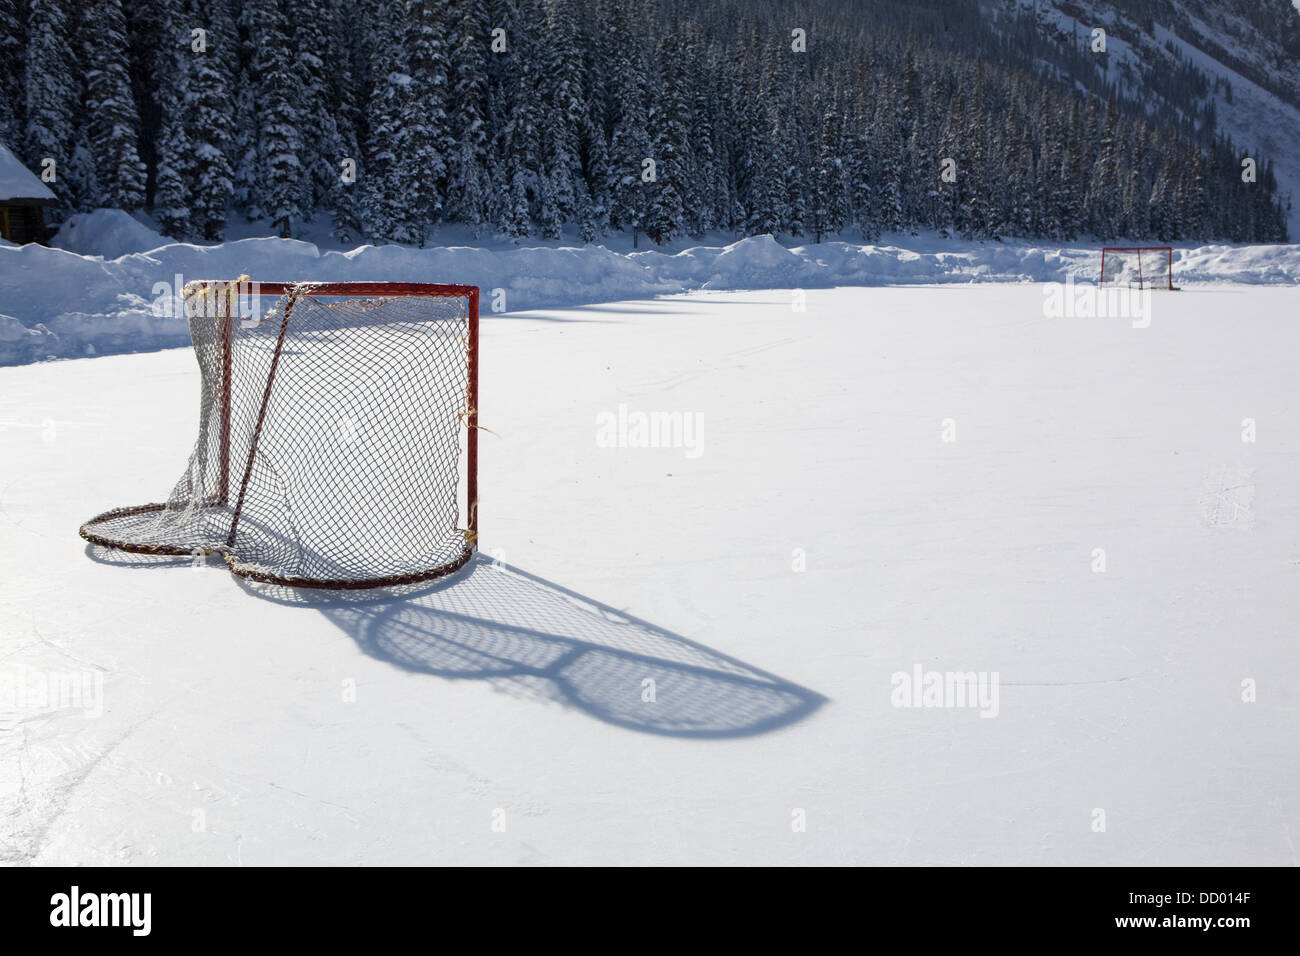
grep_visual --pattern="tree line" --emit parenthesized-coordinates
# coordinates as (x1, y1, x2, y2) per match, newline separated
(0, 0, 1288, 245)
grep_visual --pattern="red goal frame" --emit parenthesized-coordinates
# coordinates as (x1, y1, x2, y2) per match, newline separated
(1099, 247, 1174, 290)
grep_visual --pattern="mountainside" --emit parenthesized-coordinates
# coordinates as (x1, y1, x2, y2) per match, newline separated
(984, 0, 1300, 236)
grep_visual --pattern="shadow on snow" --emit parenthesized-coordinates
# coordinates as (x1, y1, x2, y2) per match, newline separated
(85, 546, 825, 739)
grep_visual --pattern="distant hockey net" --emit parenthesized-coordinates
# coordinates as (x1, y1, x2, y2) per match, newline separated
(1099, 246, 1175, 290)
(81, 280, 480, 589)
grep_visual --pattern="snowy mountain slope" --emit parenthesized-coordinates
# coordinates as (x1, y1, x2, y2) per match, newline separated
(989, 0, 1300, 237)
(1148, 20, 1300, 236)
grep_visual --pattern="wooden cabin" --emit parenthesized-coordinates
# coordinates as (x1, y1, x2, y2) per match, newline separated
(0, 140, 57, 244)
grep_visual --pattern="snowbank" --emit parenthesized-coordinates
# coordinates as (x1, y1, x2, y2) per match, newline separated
(50, 209, 173, 259)
(1, 228, 1297, 365)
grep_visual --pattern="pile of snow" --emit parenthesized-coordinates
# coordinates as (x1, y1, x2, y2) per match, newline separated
(50, 209, 172, 259)
(1, 229, 1298, 365)
(0, 312, 51, 364)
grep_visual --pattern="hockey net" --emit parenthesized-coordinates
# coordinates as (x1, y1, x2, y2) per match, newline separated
(81, 280, 480, 589)
(1099, 246, 1174, 290)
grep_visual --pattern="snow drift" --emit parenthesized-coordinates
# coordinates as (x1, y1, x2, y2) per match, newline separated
(1, 213, 1298, 366)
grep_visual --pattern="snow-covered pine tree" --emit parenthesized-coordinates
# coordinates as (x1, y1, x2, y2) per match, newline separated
(725, 69, 755, 234)
(244, 0, 302, 237)
(605, 12, 650, 246)
(1005, 110, 1037, 239)
(1032, 86, 1057, 239)
(961, 66, 996, 239)
(25, 0, 84, 217)
(704, 79, 733, 236)
(153, 114, 193, 239)
(81, 0, 144, 210)
(744, 91, 788, 233)
(811, 94, 848, 243)
(325, 0, 364, 242)
(1179, 145, 1206, 239)
(493, 0, 545, 239)
(482, 0, 515, 234)
(445, 0, 491, 234)
(860, 82, 896, 237)
(572, 0, 611, 241)
(682, 25, 719, 237)
(1084, 103, 1121, 239)
(149, 0, 193, 238)
(0, 0, 24, 146)
(396, 0, 451, 245)
(775, 65, 809, 238)
(537, 0, 584, 238)
(286, 0, 343, 225)
(361, 0, 411, 241)
(935, 85, 967, 236)
(1117, 123, 1149, 238)
(1260, 159, 1288, 243)
(1056, 99, 1084, 241)
(1148, 159, 1175, 241)
(229, 4, 260, 220)
(182, 0, 235, 240)
(643, 34, 688, 245)
(895, 46, 925, 231)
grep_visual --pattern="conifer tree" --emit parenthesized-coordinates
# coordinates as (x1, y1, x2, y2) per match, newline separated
(244, 0, 302, 237)
(0, 0, 25, 146)
(25, 0, 82, 214)
(812, 96, 848, 243)
(644, 36, 689, 245)
(606, 13, 650, 245)
(182, 0, 236, 239)
(286, 0, 343, 224)
(81, 0, 145, 210)
(446, 0, 492, 233)
(149, 0, 192, 237)
(398, 0, 452, 244)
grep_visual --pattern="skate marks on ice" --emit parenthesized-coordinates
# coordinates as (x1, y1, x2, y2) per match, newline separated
(1198, 465, 1256, 530)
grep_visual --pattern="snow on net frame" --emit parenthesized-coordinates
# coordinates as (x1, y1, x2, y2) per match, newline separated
(80, 279, 480, 590)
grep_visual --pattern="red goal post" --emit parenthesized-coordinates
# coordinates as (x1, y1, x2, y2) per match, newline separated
(1099, 247, 1175, 290)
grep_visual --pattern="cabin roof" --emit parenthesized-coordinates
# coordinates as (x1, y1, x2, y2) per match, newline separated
(0, 140, 57, 203)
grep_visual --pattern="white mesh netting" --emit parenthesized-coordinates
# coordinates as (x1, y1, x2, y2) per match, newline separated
(81, 281, 479, 589)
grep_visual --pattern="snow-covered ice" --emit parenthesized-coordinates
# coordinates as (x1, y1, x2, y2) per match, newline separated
(2, 284, 1297, 865)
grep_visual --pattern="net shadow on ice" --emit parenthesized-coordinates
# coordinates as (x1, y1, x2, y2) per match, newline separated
(83, 545, 824, 738)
